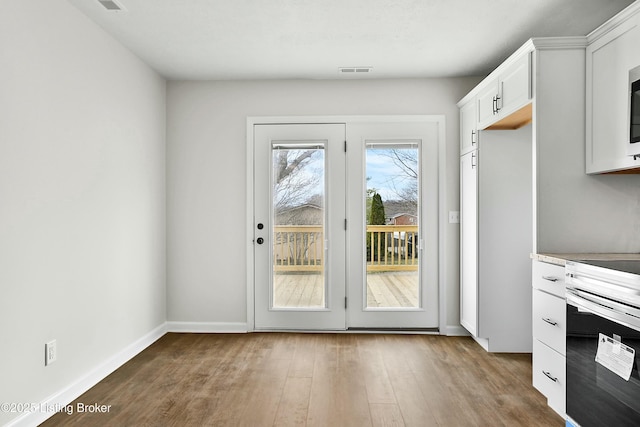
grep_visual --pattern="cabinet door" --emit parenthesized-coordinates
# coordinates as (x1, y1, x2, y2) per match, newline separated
(532, 260, 565, 298)
(499, 53, 531, 117)
(533, 340, 566, 417)
(460, 99, 478, 154)
(477, 82, 498, 129)
(460, 151, 478, 336)
(587, 16, 640, 173)
(533, 289, 566, 355)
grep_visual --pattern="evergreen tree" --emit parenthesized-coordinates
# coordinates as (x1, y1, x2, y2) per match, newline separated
(368, 193, 386, 261)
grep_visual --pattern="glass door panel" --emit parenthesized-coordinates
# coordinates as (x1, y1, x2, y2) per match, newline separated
(272, 143, 326, 308)
(365, 143, 420, 309)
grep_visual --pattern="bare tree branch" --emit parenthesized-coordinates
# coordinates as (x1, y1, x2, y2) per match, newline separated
(274, 150, 316, 184)
(273, 149, 323, 210)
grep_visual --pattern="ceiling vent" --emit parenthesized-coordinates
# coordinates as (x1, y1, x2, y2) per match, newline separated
(97, 0, 126, 11)
(339, 67, 373, 74)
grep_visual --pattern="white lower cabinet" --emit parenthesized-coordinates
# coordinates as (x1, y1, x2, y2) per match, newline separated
(533, 289, 565, 354)
(533, 339, 566, 417)
(532, 260, 566, 418)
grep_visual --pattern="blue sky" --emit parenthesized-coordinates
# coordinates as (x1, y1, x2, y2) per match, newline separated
(366, 148, 416, 202)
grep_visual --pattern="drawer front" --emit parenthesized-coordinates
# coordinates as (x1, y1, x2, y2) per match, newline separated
(533, 339, 566, 417)
(533, 289, 566, 355)
(532, 260, 565, 297)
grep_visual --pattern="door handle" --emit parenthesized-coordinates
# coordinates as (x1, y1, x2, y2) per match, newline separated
(542, 318, 558, 326)
(256, 237, 264, 244)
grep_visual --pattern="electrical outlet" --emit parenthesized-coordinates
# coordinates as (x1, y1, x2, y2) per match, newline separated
(45, 340, 57, 366)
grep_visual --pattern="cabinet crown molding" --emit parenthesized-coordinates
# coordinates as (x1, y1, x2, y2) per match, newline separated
(457, 37, 586, 106)
(529, 37, 588, 50)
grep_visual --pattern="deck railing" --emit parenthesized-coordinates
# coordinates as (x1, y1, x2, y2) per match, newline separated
(367, 225, 419, 272)
(273, 225, 419, 272)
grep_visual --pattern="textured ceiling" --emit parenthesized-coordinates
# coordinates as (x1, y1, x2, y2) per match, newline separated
(67, 0, 636, 80)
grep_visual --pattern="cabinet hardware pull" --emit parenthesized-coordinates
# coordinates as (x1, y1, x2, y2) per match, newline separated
(495, 95, 501, 112)
(492, 96, 497, 114)
(471, 130, 476, 145)
(542, 371, 558, 382)
(471, 153, 477, 168)
(542, 318, 558, 326)
(542, 276, 558, 282)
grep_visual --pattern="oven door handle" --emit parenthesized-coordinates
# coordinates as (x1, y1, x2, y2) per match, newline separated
(567, 291, 640, 333)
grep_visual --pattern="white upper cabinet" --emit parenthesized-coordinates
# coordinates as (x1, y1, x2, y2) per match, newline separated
(477, 53, 532, 130)
(500, 53, 532, 117)
(477, 80, 499, 129)
(460, 98, 478, 154)
(586, 9, 640, 174)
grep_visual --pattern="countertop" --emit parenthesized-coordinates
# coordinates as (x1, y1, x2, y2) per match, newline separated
(531, 253, 640, 266)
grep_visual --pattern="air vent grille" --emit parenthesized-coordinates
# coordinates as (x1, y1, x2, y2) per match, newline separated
(98, 0, 126, 11)
(339, 67, 373, 74)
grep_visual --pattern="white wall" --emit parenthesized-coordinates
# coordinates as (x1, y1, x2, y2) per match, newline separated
(535, 48, 640, 253)
(0, 1, 166, 425)
(166, 78, 481, 332)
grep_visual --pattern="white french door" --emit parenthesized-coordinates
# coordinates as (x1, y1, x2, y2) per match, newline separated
(346, 121, 439, 329)
(252, 119, 439, 331)
(254, 123, 347, 330)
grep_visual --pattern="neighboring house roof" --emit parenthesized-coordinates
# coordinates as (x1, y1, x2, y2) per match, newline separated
(390, 213, 417, 219)
(280, 203, 322, 213)
(276, 204, 323, 225)
(383, 200, 417, 218)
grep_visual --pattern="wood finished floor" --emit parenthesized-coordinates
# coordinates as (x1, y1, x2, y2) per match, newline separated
(40, 333, 563, 427)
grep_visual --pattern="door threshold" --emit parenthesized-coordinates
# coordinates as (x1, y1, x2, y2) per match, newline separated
(252, 328, 440, 335)
(347, 327, 440, 335)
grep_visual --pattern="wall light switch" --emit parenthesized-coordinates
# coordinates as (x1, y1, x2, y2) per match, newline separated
(449, 211, 460, 224)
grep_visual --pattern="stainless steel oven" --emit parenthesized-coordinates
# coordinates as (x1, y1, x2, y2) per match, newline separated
(565, 260, 640, 427)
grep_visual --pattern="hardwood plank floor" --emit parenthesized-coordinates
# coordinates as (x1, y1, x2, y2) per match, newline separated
(40, 333, 563, 427)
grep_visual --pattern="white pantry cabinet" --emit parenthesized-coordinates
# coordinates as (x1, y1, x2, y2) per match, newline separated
(458, 37, 587, 352)
(586, 8, 640, 173)
(459, 126, 532, 352)
(460, 150, 477, 335)
(460, 99, 478, 155)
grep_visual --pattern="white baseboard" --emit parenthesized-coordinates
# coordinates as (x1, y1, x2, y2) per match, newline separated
(7, 323, 167, 427)
(443, 325, 471, 336)
(472, 336, 490, 351)
(166, 321, 248, 333)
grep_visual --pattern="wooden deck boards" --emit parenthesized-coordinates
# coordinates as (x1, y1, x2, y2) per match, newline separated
(274, 272, 419, 308)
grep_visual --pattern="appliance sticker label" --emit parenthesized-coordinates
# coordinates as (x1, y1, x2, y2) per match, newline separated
(595, 333, 635, 381)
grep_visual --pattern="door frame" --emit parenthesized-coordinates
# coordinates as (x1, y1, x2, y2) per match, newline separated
(246, 115, 447, 332)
